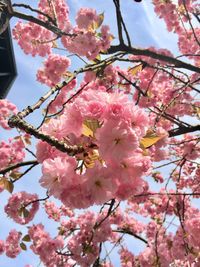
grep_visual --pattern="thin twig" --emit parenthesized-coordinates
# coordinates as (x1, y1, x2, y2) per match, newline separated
(113, 229, 148, 244)
(0, 160, 38, 175)
(8, 115, 84, 156)
(12, 3, 56, 25)
(108, 45, 200, 73)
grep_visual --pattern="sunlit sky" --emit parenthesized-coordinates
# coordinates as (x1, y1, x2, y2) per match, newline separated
(0, 0, 179, 266)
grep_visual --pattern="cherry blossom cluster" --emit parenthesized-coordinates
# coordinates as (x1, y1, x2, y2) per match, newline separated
(131, 66, 195, 120)
(13, 0, 71, 57)
(28, 224, 64, 266)
(76, 8, 100, 30)
(153, 0, 200, 65)
(38, 0, 71, 32)
(61, 25, 112, 60)
(68, 212, 111, 266)
(13, 22, 54, 57)
(171, 134, 200, 160)
(152, 0, 182, 33)
(0, 230, 22, 258)
(37, 53, 71, 86)
(120, 248, 135, 267)
(178, 28, 200, 63)
(0, 137, 25, 171)
(44, 200, 74, 221)
(5, 192, 39, 224)
(128, 188, 191, 219)
(0, 99, 18, 130)
(37, 88, 152, 208)
(61, 7, 112, 60)
(1, 0, 200, 266)
(13, 4, 112, 61)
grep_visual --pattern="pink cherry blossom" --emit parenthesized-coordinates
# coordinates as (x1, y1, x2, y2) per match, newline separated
(96, 120, 139, 164)
(5, 192, 39, 224)
(81, 164, 117, 205)
(40, 155, 77, 199)
(5, 230, 22, 258)
(0, 100, 18, 130)
(37, 53, 71, 87)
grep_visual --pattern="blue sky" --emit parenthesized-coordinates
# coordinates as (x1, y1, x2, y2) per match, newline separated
(0, 0, 180, 266)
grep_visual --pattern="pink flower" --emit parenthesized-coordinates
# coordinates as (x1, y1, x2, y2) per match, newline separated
(28, 224, 64, 266)
(185, 213, 200, 248)
(111, 153, 152, 182)
(44, 201, 61, 222)
(37, 54, 71, 86)
(0, 240, 5, 255)
(13, 22, 53, 57)
(36, 141, 56, 163)
(120, 248, 135, 267)
(0, 138, 25, 170)
(84, 101, 105, 120)
(96, 120, 139, 164)
(40, 156, 77, 199)
(38, 0, 71, 31)
(76, 8, 98, 30)
(104, 103, 125, 120)
(5, 192, 39, 224)
(61, 103, 84, 137)
(0, 100, 18, 130)
(82, 164, 117, 205)
(124, 105, 149, 137)
(5, 230, 22, 258)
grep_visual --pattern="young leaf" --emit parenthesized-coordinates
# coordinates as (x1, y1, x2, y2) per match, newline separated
(4, 180, 14, 193)
(0, 177, 5, 187)
(128, 64, 143, 76)
(24, 135, 31, 145)
(10, 171, 21, 180)
(82, 119, 100, 137)
(84, 149, 101, 168)
(20, 242, 27, 251)
(140, 130, 165, 148)
(22, 208, 30, 218)
(97, 12, 104, 28)
(89, 12, 104, 32)
(22, 234, 31, 242)
(82, 124, 94, 137)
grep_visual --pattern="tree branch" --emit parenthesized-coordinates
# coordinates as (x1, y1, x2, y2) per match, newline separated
(0, 160, 38, 175)
(16, 52, 125, 120)
(10, 9, 74, 37)
(168, 124, 200, 137)
(113, 0, 124, 45)
(8, 115, 84, 156)
(108, 45, 200, 73)
(113, 229, 148, 244)
(12, 3, 56, 25)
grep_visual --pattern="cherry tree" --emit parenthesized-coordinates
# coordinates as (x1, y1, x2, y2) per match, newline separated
(0, 0, 200, 266)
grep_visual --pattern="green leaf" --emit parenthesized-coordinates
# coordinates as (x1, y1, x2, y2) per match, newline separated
(20, 242, 27, 251)
(22, 208, 30, 218)
(22, 234, 31, 242)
